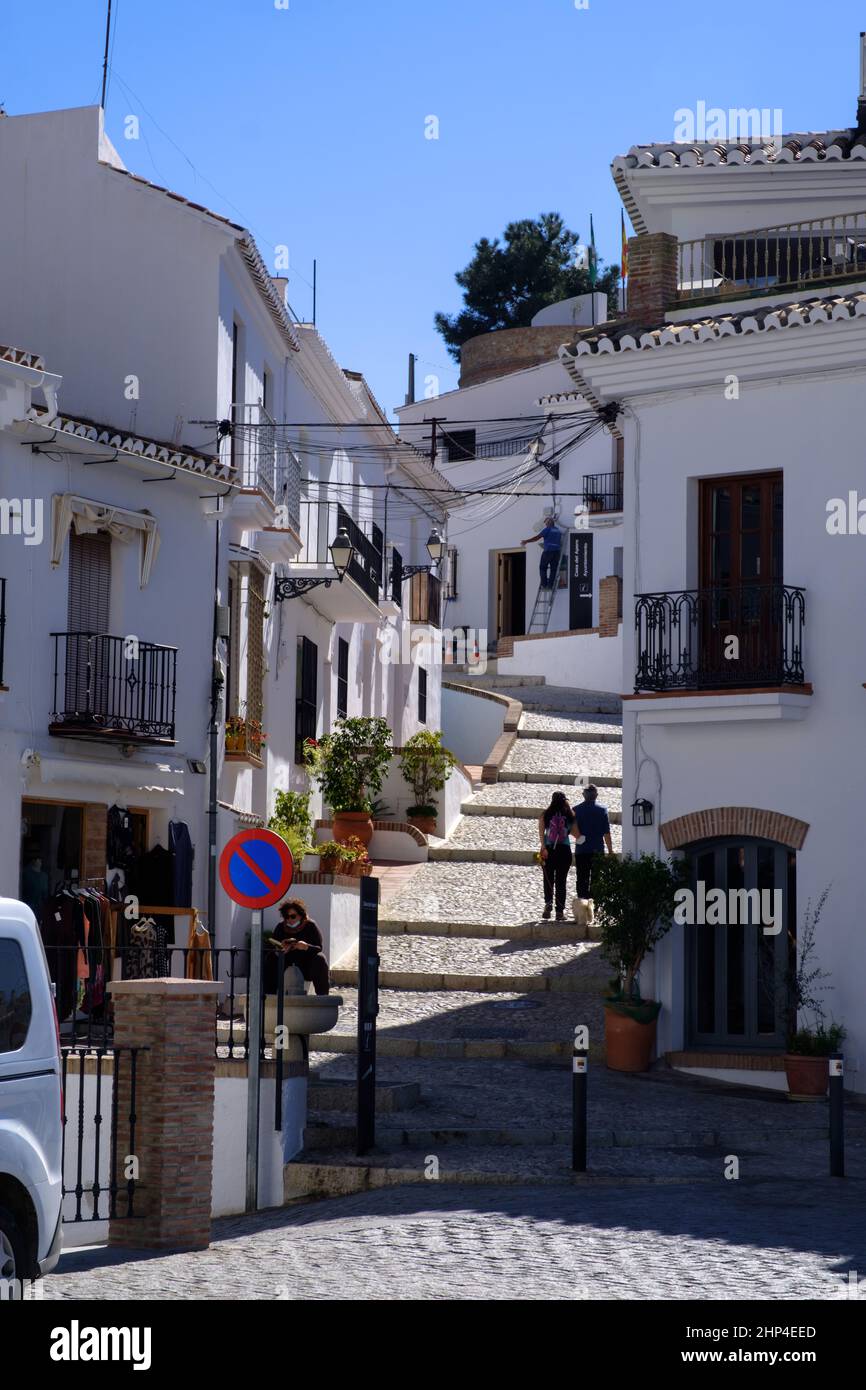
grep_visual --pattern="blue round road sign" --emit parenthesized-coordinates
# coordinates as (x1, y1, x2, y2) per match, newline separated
(219, 828, 294, 910)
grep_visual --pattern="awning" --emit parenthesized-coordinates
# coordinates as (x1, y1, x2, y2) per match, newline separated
(51, 494, 161, 587)
(29, 754, 185, 796)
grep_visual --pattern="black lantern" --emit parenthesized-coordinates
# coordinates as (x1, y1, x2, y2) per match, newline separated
(328, 526, 354, 578)
(425, 528, 445, 564)
(274, 526, 356, 601)
(631, 798, 654, 827)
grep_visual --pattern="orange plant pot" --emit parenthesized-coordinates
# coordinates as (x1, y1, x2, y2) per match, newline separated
(784, 1055, 829, 1098)
(603, 1005, 658, 1073)
(332, 811, 374, 847)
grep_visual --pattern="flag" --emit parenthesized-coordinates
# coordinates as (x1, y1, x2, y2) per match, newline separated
(621, 210, 629, 280)
(588, 214, 598, 287)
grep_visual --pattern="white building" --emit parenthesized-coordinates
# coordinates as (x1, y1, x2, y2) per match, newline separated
(564, 45, 866, 1089)
(397, 297, 624, 693)
(0, 105, 453, 967)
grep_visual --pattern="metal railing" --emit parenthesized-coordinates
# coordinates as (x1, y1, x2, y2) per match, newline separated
(582, 472, 624, 513)
(634, 582, 805, 692)
(390, 547, 403, 606)
(233, 402, 302, 532)
(297, 497, 383, 603)
(0, 577, 6, 687)
(49, 632, 177, 742)
(678, 210, 866, 304)
(61, 1045, 146, 1222)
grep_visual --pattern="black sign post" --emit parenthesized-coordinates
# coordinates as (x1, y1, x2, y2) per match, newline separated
(356, 873, 380, 1155)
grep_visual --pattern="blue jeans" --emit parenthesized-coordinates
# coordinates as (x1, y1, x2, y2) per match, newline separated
(540, 549, 560, 588)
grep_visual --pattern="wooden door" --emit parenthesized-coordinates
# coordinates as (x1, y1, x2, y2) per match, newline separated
(699, 474, 783, 684)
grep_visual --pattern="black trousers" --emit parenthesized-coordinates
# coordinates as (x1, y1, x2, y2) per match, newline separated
(542, 844, 572, 911)
(574, 853, 597, 899)
(539, 550, 560, 588)
(263, 947, 330, 996)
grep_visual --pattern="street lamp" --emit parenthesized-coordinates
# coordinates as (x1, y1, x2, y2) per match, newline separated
(397, 528, 446, 582)
(274, 526, 355, 601)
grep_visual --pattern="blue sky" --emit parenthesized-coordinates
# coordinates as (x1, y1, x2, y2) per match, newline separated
(4, 0, 866, 416)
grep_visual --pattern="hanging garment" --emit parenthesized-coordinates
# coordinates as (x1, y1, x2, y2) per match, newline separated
(107, 804, 136, 872)
(185, 915, 213, 981)
(127, 844, 175, 941)
(39, 893, 82, 1020)
(123, 919, 168, 980)
(169, 821, 194, 908)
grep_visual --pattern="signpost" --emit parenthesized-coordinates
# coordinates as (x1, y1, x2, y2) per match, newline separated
(356, 873, 380, 1155)
(219, 828, 294, 1211)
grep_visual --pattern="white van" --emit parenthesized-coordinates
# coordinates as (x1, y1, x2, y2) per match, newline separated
(0, 897, 63, 1288)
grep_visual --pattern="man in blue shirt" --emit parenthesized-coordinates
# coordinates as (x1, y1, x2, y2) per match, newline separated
(522, 514, 562, 589)
(572, 784, 613, 899)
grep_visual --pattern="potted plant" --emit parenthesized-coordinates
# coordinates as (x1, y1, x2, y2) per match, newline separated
(592, 852, 687, 1073)
(303, 716, 392, 846)
(784, 887, 845, 1098)
(342, 835, 371, 877)
(268, 789, 313, 870)
(398, 729, 457, 837)
(225, 714, 244, 753)
(315, 840, 354, 875)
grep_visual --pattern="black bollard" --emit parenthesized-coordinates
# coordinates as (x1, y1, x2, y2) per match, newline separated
(829, 1053, 844, 1177)
(572, 1045, 588, 1172)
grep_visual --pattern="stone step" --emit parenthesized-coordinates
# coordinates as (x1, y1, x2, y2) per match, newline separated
(358, 933, 604, 989)
(516, 728, 622, 744)
(449, 672, 546, 688)
(303, 1119, 835, 1152)
(497, 770, 622, 787)
(461, 801, 622, 824)
(308, 1033, 597, 1061)
(428, 836, 621, 866)
(379, 919, 590, 941)
(330, 968, 607, 995)
(307, 1079, 421, 1114)
(502, 738, 622, 780)
(285, 1153, 717, 1198)
(463, 782, 624, 814)
(378, 860, 608, 929)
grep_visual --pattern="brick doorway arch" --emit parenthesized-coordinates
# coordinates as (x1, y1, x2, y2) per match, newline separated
(660, 807, 809, 853)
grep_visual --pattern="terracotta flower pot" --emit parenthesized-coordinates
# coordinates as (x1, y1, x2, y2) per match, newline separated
(603, 1004, 658, 1073)
(332, 810, 374, 846)
(784, 1054, 829, 1098)
(408, 814, 437, 837)
(319, 854, 341, 875)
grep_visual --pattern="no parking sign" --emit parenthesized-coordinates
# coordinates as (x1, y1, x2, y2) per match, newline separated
(218, 828, 294, 910)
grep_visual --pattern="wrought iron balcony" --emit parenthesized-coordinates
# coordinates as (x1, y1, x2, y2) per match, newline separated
(297, 498, 383, 603)
(49, 632, 177, 743)
(678, 209, 866, 305)
(582, 472, 624, 513)
(634, 583, 805, 693)
(232, 402, 302, 532)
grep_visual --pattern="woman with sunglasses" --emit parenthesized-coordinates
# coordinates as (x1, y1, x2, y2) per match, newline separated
(263, 897, 330, 995)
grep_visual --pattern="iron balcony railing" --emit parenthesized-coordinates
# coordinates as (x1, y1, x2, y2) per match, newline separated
(678, 210, 866, 304)
(582, 471, 624, 513)
(634, 583, 805, 693)
(390, 546, 403, 606)
(0, 577, 6, 687)
(297, 497, 383, 604)
(233, 402, 302, 532)
(50, 632, 178, 742)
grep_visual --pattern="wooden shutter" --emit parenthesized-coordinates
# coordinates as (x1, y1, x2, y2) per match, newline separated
(336, 637, 349, 719)
(295, 636, 318, 763)
(67, 530, 111, 633)
(246, 566, 265, 727)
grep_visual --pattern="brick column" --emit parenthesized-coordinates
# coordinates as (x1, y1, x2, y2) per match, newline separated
(598, 575, 623, 636)
(108, 979, 222, 1251)
(626, 233, 678, 321)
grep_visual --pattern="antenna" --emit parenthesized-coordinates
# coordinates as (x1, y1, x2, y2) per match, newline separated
(100, 0, 113, 110)
(312, 259, 317, 326)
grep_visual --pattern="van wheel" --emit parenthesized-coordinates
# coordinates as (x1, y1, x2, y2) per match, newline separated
(0, 1207, 28, 1294)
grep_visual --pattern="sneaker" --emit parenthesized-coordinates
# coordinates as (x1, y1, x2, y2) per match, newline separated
(541, 906, 552, 920)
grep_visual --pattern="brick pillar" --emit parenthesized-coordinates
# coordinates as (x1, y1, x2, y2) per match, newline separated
(108, 979, 222, 1251)
(598, 576, 622, 636)
(626, 233, 678, 321)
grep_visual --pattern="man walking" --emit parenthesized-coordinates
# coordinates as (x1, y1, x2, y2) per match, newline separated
(521, 513, 562, 589)
(572, 784, 613, 899)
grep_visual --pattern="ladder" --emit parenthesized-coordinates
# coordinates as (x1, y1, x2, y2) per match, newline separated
(527, 576, 556, 634)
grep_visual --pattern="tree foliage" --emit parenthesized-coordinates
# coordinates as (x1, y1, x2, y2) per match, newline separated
(435, 212, 620, 361)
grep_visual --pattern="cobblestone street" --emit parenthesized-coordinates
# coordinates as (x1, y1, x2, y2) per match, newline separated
(47, 1180, 866, 1301)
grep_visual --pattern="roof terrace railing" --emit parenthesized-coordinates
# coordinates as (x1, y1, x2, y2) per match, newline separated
(678, 211, 866, 304)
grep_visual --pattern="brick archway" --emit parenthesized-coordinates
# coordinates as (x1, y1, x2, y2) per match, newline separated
(660, 807, 809, 852)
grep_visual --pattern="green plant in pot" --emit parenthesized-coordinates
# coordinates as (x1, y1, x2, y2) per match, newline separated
(592, 852, 687, 1073)
(303, 717, 392, 847)
(784, 887, 845, 1098)
(315, 840, 358, 875)
(398, 729, 457, 836)
(267, 788, 313, 868)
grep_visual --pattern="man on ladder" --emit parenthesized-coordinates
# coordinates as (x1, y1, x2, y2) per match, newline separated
(521, 514, 563, 589)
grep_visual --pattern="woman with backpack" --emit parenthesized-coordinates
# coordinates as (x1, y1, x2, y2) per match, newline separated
(537, 791, 575, 921)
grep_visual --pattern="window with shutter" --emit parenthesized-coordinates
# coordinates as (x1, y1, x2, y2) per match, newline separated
(295, 636, 318, 763)
(418, 667, 427, 724)
(336, 636, 349, 719)
(66, 531, 111, 716)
